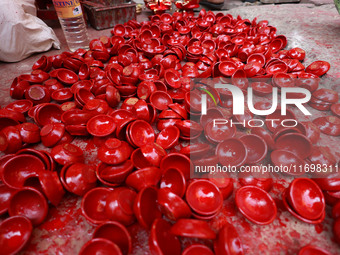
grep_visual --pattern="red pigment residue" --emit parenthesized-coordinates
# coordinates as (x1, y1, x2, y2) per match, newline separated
(222, 200, 238, 216)
(277, 217, 287, 228)
(239, 217, 252, 232)
(314, 223, 324, 234)
(40, 207, 74, 231)
(289, 230, 301, 239)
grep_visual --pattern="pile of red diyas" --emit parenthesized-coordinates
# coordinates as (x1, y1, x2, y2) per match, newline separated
(0, 10, 339, 255)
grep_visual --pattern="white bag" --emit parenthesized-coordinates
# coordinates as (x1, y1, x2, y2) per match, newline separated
(0, 0, 60, 62)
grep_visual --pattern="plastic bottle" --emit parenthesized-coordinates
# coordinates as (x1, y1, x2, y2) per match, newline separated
(52, 0, 90, 52)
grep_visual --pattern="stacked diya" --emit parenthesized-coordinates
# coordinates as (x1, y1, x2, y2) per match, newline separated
(283, 178, 326, 224)
(310, 88, 339, 111)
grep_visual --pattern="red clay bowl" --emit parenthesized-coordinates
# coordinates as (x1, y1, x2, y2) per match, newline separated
(301, 121, 320, 144)
(51, 143, 84, 165)
(160, 153, 193, 180)
(204, 119, 236, 144)
(105, 187, 136, 226)
(128, 120, 155, 147)
(164, 69, 181, 89)
(86, 115, 116, 137)
(1, 126, 22, 154)
(160, 167, 186, 198)
(169, 103, 187, 119)
(0, 216, 33, 255)
(57, 68, 79, 85)
(134, 186, 162, 229)
(25, 85, 50, 105)
(1, 154, 45, 189)
(157, 187, 191, 221)
(60, 163, 97, 196)
(238, 170, 273, 192)
(40, 123, 65, 147)
(150, 91, 173, 111)
(214, 222, 244, 255)
(93, 221, 132, 255)
(0, 184, 16, 215)
(240, 134, 267, 164)
(97, 138, 133, 165)
(140, 143, 166, 167)
(38, 171, 65, 206)
(81, 187, 111, 225)
(298, 245, 332, 255)
(180, 143, 211, 158)
(156, 126, 180, 150)
(51, 88, 73, 103)
(96, 161, 133, 186)
(282, 190, 325, 224)
(270, 150, 305, 175)
(219, 61, 237, 77)
(287, 178, 325, 220)
(17, 123, 41, 144)
(35, 103, 63, 126)
(250, 127, 276, 151)
(125, 167, 161, 191)
(275, 133, 312, 159)
(5, 100, 33, 114)
(183, 244, 214, 255)
(313, 116, 340, 137)
(149, 219, 181, 255)
(9, 187, 48, 226)
(305, 61, 330, 77)
(251, 82, 273, 96)
(79, 238, 122, 255)
(236, 185, 277, 225)
(216, 138, 247, 167)
(130, 148, 154, 169)
(186, 179, 223, 216)
(61, 109, 94, 125)
(170, 219, 216, 239)
(312, 88, 339, 103)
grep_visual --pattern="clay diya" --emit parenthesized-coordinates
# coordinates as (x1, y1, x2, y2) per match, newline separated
(214, 222, 244, 255)
(1, 126, 23, 154)
(298, 245, 332, 255)
(183, 244, 214, 255)
(0, 184, 16, 215)
(96, 161, 133, 186)
(282, 189, 325, 224)
(236, 185, 277, 225)
(331, 103, 340, 117)
(275, 133, 312, 159)
(0, 216, 33, 255)
(57, 68, 79, 85)
(79, 238, 122, 255)
(128, 120, 155, 147)
(40, 123, 66, 147)
(34, 103, 63, 126)
(240, 134, 267, 164)
(86, 115, 116, 137)
(216, 138, 247, 167)
(9, 187, 48, 226)
(149, 219, 181, 255)
(150, 91, 173, 111)
(51, 143, 84, 165)
(5, 99, 33, 114)
(158, 187, 191, 220)
(17, 122, 41, 144)
(141, 143, 166, 167)
(156, 126, 180, 149)
(160, 167, 186, 197)
(38, 171, 65, 206)
(238, 170, 273, 192)
(287, 178, 325, 220)
(25, 85, 50, 105)
(305, 61, 330, 76)
(134, 186, 162, 229)
(250, 127, 276, 151)
(105, 187, 136, 226)
(97, 138, 133, 165)
(1, 154, 45, 189)
(171, 219, 216, 239)
(60, 163, 97, 196)
(313, 116, 340, 137)
(81, 187, 111, 225)
(270, 150, 305, 175)
(125, 167, 161, 191)
(160, 153, 193, 180)
(93, 221, 132, 255)
(204, 119, 236, 144)
(186, 179, 223, 216)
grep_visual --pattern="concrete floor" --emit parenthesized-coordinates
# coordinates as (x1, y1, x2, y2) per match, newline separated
(0, 2, 340, 255)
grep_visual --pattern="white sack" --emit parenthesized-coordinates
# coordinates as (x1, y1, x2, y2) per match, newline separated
(0, 0, 60, 62)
